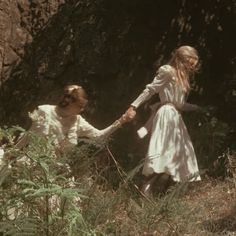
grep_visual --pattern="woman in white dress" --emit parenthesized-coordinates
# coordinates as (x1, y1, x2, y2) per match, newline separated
(16, 85, 128, 151)
(125, 45, 201, 196)
(10, 85, 129, 213)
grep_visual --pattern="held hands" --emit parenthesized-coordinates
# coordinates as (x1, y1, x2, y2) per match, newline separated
(118, 106, 136, 124)
(126, 106, 136, 120)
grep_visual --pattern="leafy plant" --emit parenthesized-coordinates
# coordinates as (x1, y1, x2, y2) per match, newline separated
(184, 107, 230, 176)
(1, 126, 235, 236)
(0, 128, 89, 236)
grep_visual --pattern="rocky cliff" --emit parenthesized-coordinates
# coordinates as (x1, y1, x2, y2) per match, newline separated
(0, 0, 65, 126)
(0, 0, 64, 84)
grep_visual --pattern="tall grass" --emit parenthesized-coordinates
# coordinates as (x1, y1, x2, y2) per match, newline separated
(0, 126, 235, 235)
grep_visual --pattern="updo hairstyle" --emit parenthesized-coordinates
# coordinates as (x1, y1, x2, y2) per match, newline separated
(58, 85, 88, 110)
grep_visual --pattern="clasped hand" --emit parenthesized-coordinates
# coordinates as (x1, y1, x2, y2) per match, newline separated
(118, 106, 136, 124)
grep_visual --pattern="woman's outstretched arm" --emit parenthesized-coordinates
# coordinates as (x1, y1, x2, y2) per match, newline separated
(126, 65, 171, 120)
(77, 114, 130, 139)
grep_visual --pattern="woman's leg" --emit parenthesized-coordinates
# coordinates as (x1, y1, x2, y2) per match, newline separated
(154, 173, 173, 195)
(141, 173, 175, 197)
(141, 173, 159, 197)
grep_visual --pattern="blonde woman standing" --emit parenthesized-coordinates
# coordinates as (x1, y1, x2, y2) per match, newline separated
(125, 46, 201, 196)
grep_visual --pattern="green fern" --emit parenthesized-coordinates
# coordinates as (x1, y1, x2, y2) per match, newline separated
(0, 127, 89, 236)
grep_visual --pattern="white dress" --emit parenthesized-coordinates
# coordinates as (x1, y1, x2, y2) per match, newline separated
(17, 105, 121, 149)
(131, 65, 201, 182)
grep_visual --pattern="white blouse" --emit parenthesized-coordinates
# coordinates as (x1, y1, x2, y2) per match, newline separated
(17, 105, 121, 148)
(131, 65, 199, 111)
(131, 65, 186, 109)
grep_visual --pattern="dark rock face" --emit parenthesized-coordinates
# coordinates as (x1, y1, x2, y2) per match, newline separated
(0, 0, 65, 126)
(0, 0, 64, 84)
(0, 0, 27, 85)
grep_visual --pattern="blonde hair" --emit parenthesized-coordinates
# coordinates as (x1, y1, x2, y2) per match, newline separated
(58, 85, 88, 109)
(169, 45, 199, 93)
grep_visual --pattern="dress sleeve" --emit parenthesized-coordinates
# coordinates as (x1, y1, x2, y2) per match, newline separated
(28, 107, 49, 135)
(15, 107, 49, 148)
(131, 65, 171, 108)
(182, 103, 200, 111)
(77, 116, 122, 139)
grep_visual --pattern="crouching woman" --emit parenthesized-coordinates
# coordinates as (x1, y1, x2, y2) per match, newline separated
(16, 84, 128, 151)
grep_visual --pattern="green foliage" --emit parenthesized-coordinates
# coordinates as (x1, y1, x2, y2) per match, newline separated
(0, 127, 88, 236)
(0, 127, 196, 235)
(184, 108, 230, 175)
(1, 126, 236, 235)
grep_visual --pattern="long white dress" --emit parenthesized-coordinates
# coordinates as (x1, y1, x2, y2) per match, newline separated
(131, 65, 201, 182)
(17, 105, 121, 149)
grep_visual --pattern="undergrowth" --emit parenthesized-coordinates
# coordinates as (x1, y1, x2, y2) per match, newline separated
(0, 127, 235, 236)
